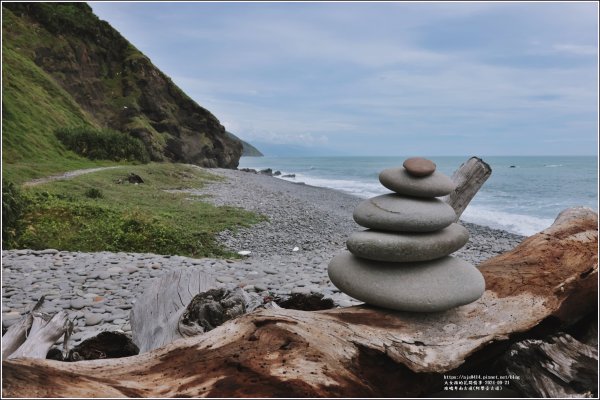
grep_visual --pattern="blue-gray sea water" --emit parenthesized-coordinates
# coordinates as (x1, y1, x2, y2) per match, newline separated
(239, 156, 598, 236)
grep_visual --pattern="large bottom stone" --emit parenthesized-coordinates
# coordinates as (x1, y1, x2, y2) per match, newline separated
(347, 223, 469, 262)
(328, 251, 485, 312)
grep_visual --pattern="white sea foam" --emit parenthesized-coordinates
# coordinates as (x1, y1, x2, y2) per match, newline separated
(461, 206, 554, 236)
(544, 164, 563, 168)
(277, 173, 385, 198)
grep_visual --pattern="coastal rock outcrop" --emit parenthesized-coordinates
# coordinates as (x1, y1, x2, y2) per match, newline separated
(328, 157, 485, 312)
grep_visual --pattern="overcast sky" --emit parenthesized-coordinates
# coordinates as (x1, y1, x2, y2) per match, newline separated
(90, 2, 598, 156)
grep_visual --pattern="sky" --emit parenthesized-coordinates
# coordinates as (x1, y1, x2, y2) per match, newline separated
(90, 1, 599, 156)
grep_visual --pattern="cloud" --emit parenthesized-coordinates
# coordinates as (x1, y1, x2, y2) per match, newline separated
(552, 44, 598, 56)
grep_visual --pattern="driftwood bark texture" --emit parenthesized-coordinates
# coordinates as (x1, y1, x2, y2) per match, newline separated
(502, 332, 598, 398)
(130, 268, 217, 353)
(130, 269, 269, 354)
(2, 296, 74, 361)
(3, 206, 597, 398)
(442, 156, 492, 220)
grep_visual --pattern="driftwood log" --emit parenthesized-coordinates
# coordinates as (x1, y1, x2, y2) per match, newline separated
(130, 268, 217, 353)
(3, 206, 597, 397)
(2, 297, 40, 359)
(2, 296, 74, 361)
(130, 269, 270, 353)
(442, 156, 492, 220)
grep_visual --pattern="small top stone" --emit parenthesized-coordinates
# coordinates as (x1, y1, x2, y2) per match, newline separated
(403, 157, 436, 177)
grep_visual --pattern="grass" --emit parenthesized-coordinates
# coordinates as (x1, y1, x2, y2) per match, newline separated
(15, 163, 266, 258)
(2, 7, 104, 183)
(1, 5, 149, 183)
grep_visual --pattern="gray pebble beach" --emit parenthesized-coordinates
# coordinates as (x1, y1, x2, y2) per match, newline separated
(2, 167, 525, 347)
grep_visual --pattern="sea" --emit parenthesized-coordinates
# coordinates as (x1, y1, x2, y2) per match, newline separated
(238, 156, 598, 236)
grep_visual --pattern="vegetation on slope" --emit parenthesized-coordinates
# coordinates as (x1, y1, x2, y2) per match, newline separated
(11, 164, 265, 258)
(2, 2, 242, 182)
(2, 6, 130, 183)
(55, 127, 150, 163)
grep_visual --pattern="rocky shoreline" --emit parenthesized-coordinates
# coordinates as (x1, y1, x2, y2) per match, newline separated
(1, 166, 526, 348)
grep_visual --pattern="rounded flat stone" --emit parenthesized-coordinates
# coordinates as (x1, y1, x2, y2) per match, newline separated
(84, 312, 103, 326)
(353, 194, 456, 232)
(403, 157, 436, 177)
(347, 223, 469, 262)
(379, 168, 456, 197)
(70, 298, 90, 309)
(328, 251, 485, 312)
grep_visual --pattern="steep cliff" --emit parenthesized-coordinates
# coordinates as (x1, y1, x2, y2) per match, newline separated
(2, 3, 242, 169)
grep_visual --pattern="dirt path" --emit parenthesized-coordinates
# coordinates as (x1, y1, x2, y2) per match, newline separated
(22, 166, 123, 187)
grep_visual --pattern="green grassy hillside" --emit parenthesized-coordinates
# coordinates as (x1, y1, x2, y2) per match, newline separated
(2, 3, 242, 182)
(2, 7, 110, 183)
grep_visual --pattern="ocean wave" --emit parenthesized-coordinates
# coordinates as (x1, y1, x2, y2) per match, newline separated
(276, 173, 386, 198)
(461, 206, 554, 236)
(544, 164, 563, 168)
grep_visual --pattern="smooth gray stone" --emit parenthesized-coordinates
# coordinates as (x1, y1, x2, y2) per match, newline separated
(347, 223, 469, 262)
(84, 312, 103, 326)
(70, 298, 90, 310)
(98, 272, 111, 280)
(328, 251, 485, 312)
(353, 194, 456, 232)
(379, 167, 456, 197)
(41, 249, 59, 254)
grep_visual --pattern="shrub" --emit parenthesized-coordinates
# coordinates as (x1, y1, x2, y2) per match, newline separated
(84, 187, 104, 199)
(55, 127, 150, 163)
(2, 179, 29, 248)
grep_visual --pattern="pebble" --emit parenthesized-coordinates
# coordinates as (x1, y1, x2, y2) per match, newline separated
(84, 312, 103, 326)
(125, 267, 138, 275)
(70, 299, 88, 310)
(291, 287, 311, 295)
(402, 157, 436, 177)
(41, 249, 59, 254)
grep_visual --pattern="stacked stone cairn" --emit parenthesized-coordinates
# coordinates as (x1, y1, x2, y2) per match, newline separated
(328, 157, 485, 312)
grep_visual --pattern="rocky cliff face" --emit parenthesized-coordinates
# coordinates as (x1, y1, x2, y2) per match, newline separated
(3, 3, 241, 168)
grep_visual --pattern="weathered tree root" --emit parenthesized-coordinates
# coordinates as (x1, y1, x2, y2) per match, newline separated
(8, 311, 70, 360)
(2, 296, 45, 358)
